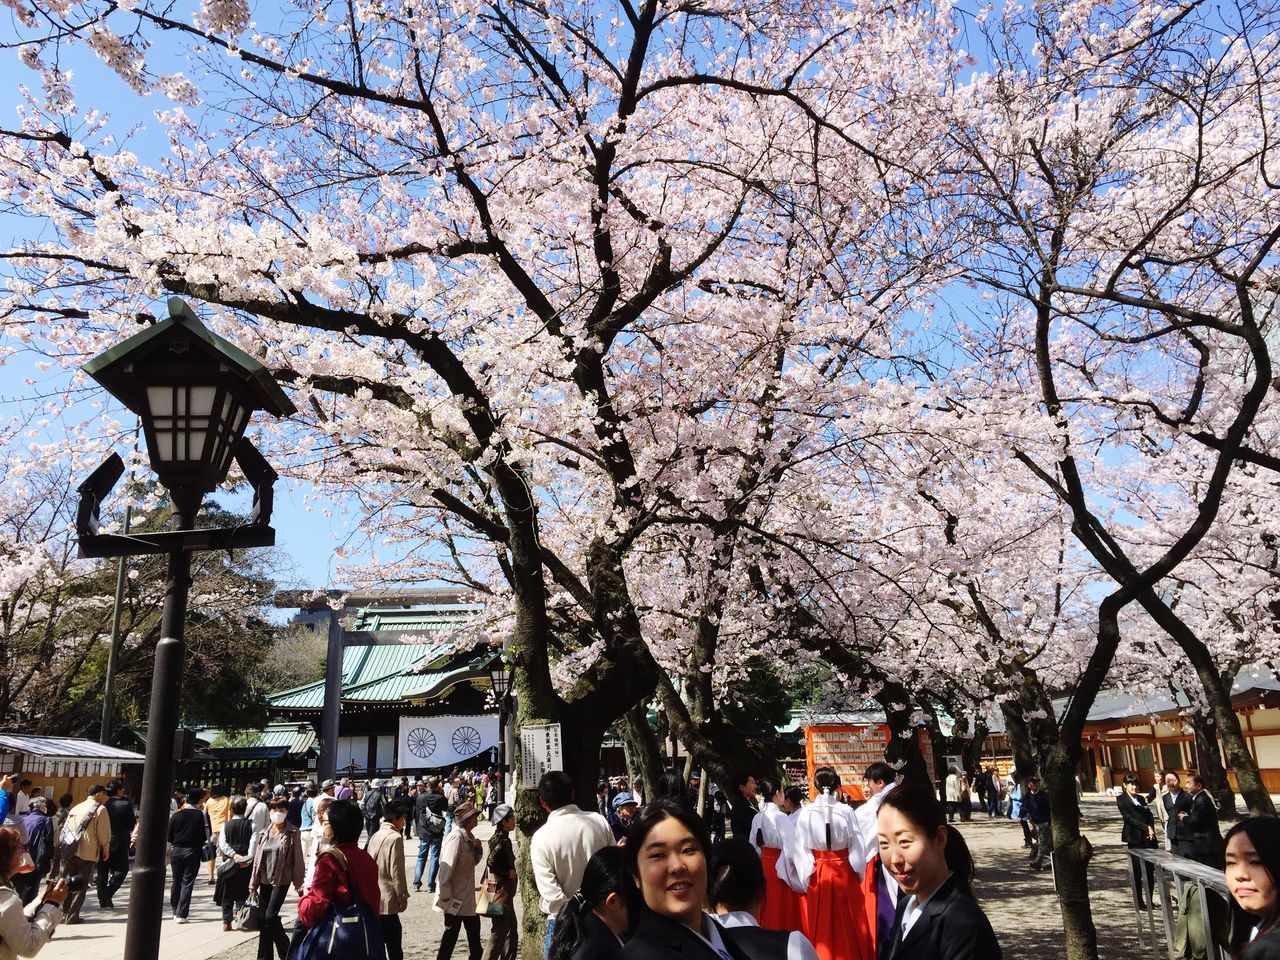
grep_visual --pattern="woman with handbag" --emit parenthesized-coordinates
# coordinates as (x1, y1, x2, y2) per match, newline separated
(216, 797, 255, 932)
(482, 804, 518, 960)
(250, 797, 305, 960)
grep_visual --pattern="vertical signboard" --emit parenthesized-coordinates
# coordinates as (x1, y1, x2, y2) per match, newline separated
(519, 723, 564, 788)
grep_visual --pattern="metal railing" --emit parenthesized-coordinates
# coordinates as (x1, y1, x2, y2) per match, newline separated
(1126, 847, 1230, 960)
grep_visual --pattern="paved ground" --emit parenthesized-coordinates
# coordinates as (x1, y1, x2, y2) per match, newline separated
(36, 798, 1170, 960)
(965, 797, 1152, 960)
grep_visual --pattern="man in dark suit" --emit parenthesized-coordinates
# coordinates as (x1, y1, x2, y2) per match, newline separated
(728, 771, 758, 841)
(1183, 774, 1224, 868)
(1163, 772, 1194, 858)
(1020, 777, 1052, 870)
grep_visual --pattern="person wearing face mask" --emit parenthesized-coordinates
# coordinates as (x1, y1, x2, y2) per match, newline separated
(1225, 816, 1280, 959)
(250, 797, 305, 960)
(548, 846, 633, 960)
(876, 785, 1001, 960)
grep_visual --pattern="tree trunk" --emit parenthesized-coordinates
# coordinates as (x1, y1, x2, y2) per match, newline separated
(656, 673, 781, 796)
(1189, 709, 1236, 819)
(963, 716, 990, 775)
(921, 706, 948, 790)
(621, 702, 664, 801)
(1000, 692, 1041, 781)
(1042, 740, 1098, 960)
(876, 685, 932, 793)
(1137, 597, 1273, 815)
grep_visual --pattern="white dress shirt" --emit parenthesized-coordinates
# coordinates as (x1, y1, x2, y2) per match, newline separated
(715, 910, 821, 960)
(853, 782, 900, 903)
(748, 801, 798, 887)
(788, 793, 862, 892)
(530, 804, 615, 916)
(899, 872, 950, 942)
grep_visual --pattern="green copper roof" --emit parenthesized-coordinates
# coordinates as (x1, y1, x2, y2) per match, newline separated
(82, 298, 295, 418)
(268, 643, 492, 710)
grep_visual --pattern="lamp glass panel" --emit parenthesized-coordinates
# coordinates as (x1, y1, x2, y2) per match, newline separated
(187, 429, 207, 460)
(147, 385, 173, 416)
(190, 385, 216, 416)
(155, 431, 174, 462)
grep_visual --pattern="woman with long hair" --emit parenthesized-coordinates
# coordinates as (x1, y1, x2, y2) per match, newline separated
(548, 846, 633, 960)
(747, 778, 803, 933)
(876, 783, 1001, 959)
(1225, 816, 1280, 958)
(787, 768, 871, 960)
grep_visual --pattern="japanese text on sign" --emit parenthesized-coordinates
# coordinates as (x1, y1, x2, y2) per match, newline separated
(519, 723, 563, 788)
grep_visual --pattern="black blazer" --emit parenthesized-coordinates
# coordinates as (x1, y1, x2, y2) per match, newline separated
(617, 909, 763, 960)
(1117, 793, 1156, 847)
(1164, 790, 1194, 842)
(1245, 928, 1280, 960)
(1185, 790, 1223, 867)
(885, 875, 1002, 960)
(571, 911, 626, 960)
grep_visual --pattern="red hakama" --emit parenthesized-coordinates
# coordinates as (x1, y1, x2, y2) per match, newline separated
(801, 849, 872, 960)
(861, 855, 879, 956)
(757, 846, 804, 933)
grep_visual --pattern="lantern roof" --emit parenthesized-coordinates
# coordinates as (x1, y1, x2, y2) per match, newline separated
(82, 297, 296, 418)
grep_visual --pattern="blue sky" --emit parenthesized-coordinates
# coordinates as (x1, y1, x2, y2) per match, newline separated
(0, 22, 378, 592)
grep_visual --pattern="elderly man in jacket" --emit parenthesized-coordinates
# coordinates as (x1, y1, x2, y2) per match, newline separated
(435, 801, 483, 960)
(368, 801, 411, 960)
(62, 785, 111, 924)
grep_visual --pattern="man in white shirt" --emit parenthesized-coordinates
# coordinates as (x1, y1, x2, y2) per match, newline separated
(14, 779, 32, 816)
(529, 771, 614, 960)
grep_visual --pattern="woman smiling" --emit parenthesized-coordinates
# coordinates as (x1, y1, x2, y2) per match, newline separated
(617, 799, 752, 960)
(1225, 817, 1280, 959)
(875, 785, 1001, 960)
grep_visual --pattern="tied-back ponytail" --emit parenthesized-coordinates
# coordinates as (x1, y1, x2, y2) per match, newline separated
(879, 782, 977, 899)
(547, 845, 629, 960)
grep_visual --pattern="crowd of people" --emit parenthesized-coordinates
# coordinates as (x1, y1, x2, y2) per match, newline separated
(530, 763, 1002, 960)
(14, 761, 1280, 960)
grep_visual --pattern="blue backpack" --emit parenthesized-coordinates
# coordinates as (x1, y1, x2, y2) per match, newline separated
(289, 849, 386, 960)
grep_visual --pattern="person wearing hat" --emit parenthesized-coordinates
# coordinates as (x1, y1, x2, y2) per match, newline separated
(607, 793, 638, 843)
(436, 800, 484, 960)
(483, 804, 518, 960)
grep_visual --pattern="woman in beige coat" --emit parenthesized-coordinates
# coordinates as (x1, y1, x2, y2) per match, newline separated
(435, 802, 483, 960)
